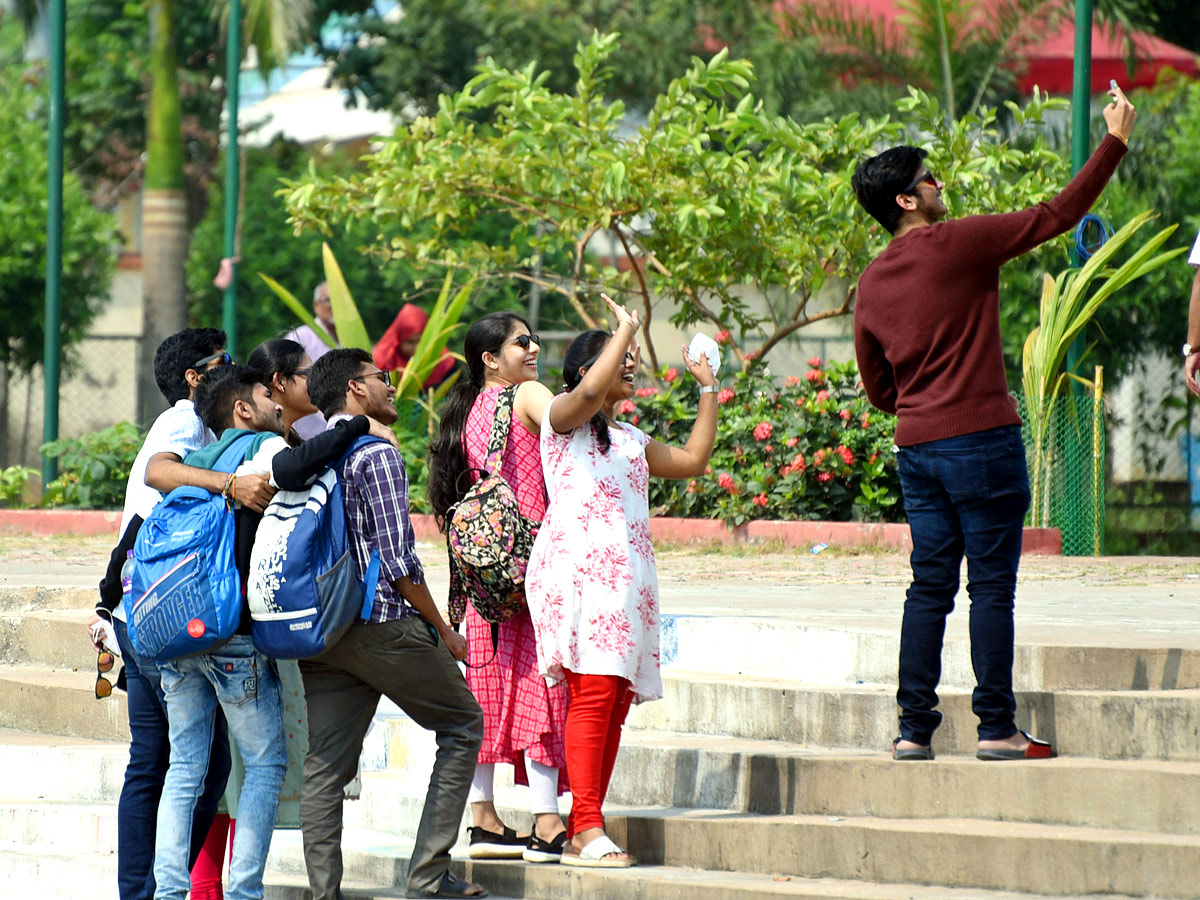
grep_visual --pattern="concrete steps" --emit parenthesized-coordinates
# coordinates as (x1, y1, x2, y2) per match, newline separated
(3, 580, 1199, 899)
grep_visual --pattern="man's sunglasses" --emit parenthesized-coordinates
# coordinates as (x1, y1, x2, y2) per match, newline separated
(352, 369, 392, 385)
(512, 334, 541, 350)
(95, 649, 116, 699)
(903, 170, 938, 194)
(193, 351, 232, 370)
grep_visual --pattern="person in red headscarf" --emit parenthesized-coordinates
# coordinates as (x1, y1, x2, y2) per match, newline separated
(374, 303, 461, 390)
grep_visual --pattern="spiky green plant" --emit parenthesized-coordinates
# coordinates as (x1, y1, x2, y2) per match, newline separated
(1021, 211, 1184, 525)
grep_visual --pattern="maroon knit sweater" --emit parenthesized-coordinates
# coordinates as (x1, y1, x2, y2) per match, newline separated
(854, 133, 1127, 447)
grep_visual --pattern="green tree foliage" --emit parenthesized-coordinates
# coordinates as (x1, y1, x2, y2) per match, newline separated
(284, 34, 1070, 371)
(187, 141, 561, 352)
(0, 59, 119, 375)
(323, 0, 861, 121)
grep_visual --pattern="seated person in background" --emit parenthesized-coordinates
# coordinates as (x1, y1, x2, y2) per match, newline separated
(373, 302, 460, 391)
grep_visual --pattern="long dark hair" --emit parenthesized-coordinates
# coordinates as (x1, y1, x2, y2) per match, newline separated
(563, 329, 613, 454)
(248, 338, 309, 445)
(428, 312, 532, 529)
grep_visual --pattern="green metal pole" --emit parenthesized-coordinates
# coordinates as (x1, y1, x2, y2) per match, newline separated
(1065, 0, 1096, 554)
(222, 0, 241, 358)
(1067, 0, 1093, 355)
(41, 0, 66, 487)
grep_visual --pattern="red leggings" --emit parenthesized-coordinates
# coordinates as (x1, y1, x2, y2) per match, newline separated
(564, 671, 633, 838)
(189, 813, 235, 900)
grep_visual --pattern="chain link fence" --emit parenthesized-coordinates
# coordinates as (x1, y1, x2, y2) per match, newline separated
(1106, 353, 1200, 555)
(1019, 391, 1106, 557)
(0, 335, 141, 470)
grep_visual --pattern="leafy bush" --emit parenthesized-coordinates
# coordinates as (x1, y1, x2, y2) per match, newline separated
(0, 465, 36, 508)
(41, 423, 144, 509)
(623, 357, 902, 526)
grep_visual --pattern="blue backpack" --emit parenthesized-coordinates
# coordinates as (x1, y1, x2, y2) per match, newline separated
(127, 432, 256, 661)
(247, 435, 386, 659)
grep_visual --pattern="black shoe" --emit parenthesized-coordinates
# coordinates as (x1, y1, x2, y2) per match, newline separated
(467, 824, 526, 859)
(523, 829, 568, 863)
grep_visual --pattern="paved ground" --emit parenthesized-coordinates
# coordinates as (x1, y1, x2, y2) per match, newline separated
(3, 533, 1199, 649)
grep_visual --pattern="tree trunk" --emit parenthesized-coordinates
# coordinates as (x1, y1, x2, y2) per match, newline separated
(139, 0, 188, 424)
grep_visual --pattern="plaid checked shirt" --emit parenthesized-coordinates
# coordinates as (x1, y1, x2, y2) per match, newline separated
(329, 416, 422, 623)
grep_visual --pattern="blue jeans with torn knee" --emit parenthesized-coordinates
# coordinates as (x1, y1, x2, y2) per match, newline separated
(154, 636, 286, 900)
(895, 425, 1031, 745)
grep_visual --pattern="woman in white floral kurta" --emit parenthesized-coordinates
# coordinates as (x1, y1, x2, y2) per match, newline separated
(525, 296, 718, 867)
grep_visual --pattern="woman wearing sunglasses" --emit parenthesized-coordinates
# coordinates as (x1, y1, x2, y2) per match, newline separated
(524, 295, 718, 867)
(429, 312, 572, 863)
(247, 339, 320, 446)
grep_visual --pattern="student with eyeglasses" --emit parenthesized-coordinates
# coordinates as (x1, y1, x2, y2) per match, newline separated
(428, 312, 571, 864)
(850, 83, 1137, 763)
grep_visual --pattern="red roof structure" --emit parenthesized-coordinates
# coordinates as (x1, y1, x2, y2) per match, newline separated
(781, 0, 1197, 94)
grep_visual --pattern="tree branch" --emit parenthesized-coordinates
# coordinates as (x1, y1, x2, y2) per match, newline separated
(614, 222, 660, 370)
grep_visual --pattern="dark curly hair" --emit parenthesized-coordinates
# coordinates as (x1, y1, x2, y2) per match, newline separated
(152, 328, 227, 405)
(562, 329, 613, 454)
(427, 312, 531, 528)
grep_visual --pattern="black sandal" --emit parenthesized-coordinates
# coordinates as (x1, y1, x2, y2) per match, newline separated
(467, 824, 525, 859)
(523, 829, 568, 863)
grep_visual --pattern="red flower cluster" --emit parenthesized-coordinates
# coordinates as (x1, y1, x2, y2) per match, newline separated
(617, 400, 636, 415)
(815, 390, 829, 402)
(837, 444, 854, 465)
(817, 471, 833, 482)
(717, 472, 739, 495)
(780, 452, 806, 476)
(715, 329, 732, 344)
(839, 409, 851, 421)
(663, 368, 679, 383)
(753, 421, 774, 441)
(812, 449, 826, 465)
(785, 436, 799, 448)
(635, 387, 658, 398)
(808, 356, 823, 368)
(785, 375, 801, 387)
(805, 369, 824, 384)
(717, 387, 736, 405)
(752, 493, 769, 507)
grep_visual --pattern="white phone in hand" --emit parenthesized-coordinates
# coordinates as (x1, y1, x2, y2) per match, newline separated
(688, 333, 721, 377)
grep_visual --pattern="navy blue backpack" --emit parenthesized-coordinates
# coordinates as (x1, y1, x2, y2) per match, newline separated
(247, 435, 386, 659)
(127, 433, 256, 661)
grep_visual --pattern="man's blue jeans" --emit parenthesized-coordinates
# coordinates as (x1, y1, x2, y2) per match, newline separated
(112, 618, 231, 900)
(895, 425, 1031, 745)
(154, 636, 286, 900)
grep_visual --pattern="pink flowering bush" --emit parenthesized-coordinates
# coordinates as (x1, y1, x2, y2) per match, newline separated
(621, 358, 901, 525)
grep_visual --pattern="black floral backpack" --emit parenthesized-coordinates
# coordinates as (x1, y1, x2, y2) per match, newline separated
(446, 385, 541, 647)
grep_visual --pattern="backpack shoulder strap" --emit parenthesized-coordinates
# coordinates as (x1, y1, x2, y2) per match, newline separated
(483, 385, 517, 476)
(335, 434, 390, 470)
(213, 432, 260, 475)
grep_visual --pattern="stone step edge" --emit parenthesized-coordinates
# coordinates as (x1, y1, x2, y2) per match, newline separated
(0, 839, 1124, 900)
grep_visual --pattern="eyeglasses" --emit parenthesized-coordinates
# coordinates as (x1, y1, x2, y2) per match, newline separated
(351, 369, 391, 385)
(95, 650, 116, 699)
(291, 368, 311, 378)
(193, 351, 232, 370)
(902, 170, 938, 194)
(512, 334, 541, 350)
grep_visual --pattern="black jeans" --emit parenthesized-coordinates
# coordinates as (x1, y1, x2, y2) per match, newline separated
(895, 425, 1031, 744)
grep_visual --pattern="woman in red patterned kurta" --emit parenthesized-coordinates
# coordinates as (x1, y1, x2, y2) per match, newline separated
(429, 312, 571, 862)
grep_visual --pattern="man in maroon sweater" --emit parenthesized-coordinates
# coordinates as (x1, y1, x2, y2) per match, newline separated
(851, 86, 1137, 762)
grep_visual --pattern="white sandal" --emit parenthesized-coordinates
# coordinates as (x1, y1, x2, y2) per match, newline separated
(560, 834, 633, 868)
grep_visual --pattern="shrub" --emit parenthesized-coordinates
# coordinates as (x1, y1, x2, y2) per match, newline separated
(625, 359, 902, 526)
(41, 423, 144, 509)
(0, 466, 36, 508)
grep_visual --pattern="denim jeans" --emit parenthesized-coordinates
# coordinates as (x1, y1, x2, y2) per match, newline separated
(895, 425, 1031, 744)
(112, 618, 231, 900)
(154, 636, 286, 900)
